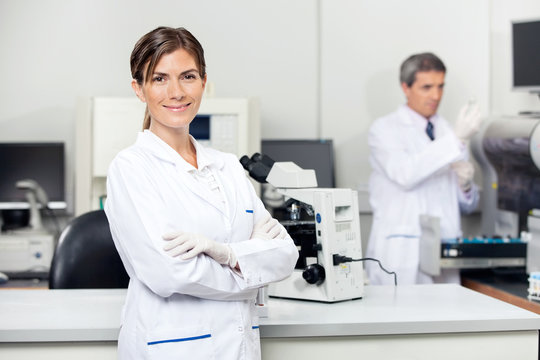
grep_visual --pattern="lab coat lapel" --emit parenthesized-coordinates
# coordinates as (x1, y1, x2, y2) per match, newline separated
(137, 130, 228, 216)
(397, 105, 433, 150)
(190, 141, 229, 217)
(175, 167, 227, 216)
(216, 166, 238, 223)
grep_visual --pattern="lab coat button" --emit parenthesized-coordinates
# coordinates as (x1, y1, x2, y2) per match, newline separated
(238, 326, 244, 332)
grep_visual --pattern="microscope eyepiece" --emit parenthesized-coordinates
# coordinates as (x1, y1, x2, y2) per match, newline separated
(239, 153, 276, 183)
(239, 155, 253, 171)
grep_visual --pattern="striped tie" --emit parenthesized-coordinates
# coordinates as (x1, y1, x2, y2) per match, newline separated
(426, 121, 434, 141)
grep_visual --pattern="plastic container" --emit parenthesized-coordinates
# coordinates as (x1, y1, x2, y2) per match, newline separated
(527, 272, 540, 302)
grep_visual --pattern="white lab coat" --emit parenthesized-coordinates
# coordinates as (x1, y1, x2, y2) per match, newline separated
(365, 105, 479, 285)
(104, 130, 298, 360)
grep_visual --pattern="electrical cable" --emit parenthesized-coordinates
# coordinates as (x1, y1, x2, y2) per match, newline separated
(44, 207, 62, 241)
(333, 254, 397, 286)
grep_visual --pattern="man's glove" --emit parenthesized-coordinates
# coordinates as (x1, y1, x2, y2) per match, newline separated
(454, 102, 482, 142)
(251, 214, 287, 240)
(451, 161, 474, 192)
(162, 232, 237, 268)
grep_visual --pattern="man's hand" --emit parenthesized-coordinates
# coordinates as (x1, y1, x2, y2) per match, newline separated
(162, 232, 237, 267)
(451, 161, 474, 192)
(454, 102, 482, 142)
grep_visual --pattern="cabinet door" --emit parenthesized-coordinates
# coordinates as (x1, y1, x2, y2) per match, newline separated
(92, 97, 145, 177)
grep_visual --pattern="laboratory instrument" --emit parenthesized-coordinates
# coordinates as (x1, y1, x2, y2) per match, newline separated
(512, 19, 540, 96)
(76, 97, 260, 215)
(241, 153, 364, 302)
(420, 115, 540, 275)
(0, 179, 54, 277)
(0, 142, 65, 211)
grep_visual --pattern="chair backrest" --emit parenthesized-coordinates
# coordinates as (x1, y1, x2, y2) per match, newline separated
(49, 210, 129, 289)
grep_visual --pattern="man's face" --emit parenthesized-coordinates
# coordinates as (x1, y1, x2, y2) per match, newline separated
(401, 70, 445, 118)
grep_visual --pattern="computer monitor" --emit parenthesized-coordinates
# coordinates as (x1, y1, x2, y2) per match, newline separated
(0, 143, 66, 210)
(261, 139, 336, 188)
(512, 19, 540, 93)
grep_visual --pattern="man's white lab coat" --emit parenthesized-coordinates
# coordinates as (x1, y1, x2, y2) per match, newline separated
(366, 105, 478, 285)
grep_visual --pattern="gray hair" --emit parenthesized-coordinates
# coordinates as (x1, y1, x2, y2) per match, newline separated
(400, 52, 446, 87)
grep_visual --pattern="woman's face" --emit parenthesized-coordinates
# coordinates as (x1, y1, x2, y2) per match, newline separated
(132, 48, 206, 134)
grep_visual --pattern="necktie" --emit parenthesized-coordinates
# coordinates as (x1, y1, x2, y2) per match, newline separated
(426, 121, 434, 141)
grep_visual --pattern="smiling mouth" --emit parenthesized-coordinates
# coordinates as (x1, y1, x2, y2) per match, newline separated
(164, 103, 190, 112)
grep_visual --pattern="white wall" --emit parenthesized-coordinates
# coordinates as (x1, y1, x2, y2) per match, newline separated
(320, 0, 490, 189)
(0, 0, 318, 213)
(0, 0, 539, 217)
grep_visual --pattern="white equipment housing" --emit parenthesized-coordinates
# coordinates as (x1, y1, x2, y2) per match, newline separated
(266, 163, 364, 302)
(0, 231, 54, 275)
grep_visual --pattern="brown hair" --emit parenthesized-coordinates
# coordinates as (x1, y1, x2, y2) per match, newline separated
(130, 27, 206, 130)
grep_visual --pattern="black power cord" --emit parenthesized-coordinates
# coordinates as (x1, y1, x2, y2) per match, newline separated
(333, 254, 398, 286)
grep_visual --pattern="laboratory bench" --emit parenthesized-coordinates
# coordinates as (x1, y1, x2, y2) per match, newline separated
(461, 268, 540, 315)
(1, 284, 539, 360)
(0, 278, 48, 289)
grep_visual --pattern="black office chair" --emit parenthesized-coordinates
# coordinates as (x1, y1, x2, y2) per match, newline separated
(49, 210, 129, 289)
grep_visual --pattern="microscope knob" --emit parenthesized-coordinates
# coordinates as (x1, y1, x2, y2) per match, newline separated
(312, 243, 322, 252)
(302, 264, 326, 285)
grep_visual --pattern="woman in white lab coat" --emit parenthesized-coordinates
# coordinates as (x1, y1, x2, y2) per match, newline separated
(105, 26, 298, 360)
(365, 53, 480, 286)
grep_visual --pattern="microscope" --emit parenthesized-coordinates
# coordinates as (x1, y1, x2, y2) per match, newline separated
(241, 153, 364, 302)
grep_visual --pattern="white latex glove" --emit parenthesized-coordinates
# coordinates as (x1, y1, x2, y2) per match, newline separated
(454, 102, 482, 142)
(162, 232, 237, 268)
(451, 161, 474, 192)
(251, 214, 287, 240)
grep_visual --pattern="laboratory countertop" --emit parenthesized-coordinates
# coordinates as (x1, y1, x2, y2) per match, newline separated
(1, 284, 539, 343)
(0, 278, 48, 289)
(461, 268, 540, 315)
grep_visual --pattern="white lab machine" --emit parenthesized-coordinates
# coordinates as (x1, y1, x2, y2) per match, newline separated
(0, 180, 54, 276)
(75, 96, 260, 215)
(0, 231, 54, 275)
(419, 115, 540, 276)
(241, 154, 364, 302)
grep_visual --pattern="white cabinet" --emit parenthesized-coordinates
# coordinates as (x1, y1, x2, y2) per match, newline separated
(92, 98, 146, 177)
(75, 97, 260, 215)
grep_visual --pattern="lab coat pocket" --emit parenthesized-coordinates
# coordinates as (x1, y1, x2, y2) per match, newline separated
(250, 315, 260, 332)
(248, 316, 262, 359)
(146, 325, 215, 360)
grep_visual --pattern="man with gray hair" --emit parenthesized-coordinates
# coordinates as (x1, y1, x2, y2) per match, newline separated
(365, 52, 481, 285)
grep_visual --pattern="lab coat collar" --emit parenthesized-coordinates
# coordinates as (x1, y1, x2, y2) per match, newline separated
(136, 130, 225, 172)
(137, 130, 228, 217)
(191, 137, 225, 172)
(399, 104, 440, 127)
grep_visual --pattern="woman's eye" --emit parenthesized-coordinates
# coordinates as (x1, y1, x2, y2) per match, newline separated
(153, 76, 164, 82)
(182, 73, 198, 81)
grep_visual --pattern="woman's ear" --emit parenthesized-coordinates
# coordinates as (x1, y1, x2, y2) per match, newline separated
(132, 80, 146, 103)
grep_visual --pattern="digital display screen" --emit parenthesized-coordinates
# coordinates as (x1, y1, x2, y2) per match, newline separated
(0, 143, 65, 207)
(190, 115, 211, 140)
(513, 20, 540, 88)
(261, 139, 336, 188)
